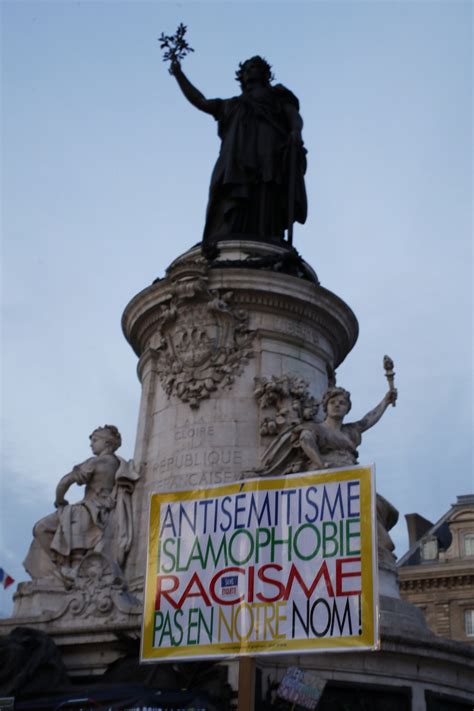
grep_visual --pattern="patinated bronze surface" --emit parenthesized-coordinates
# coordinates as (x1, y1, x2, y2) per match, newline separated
(170, 56, 307, 247)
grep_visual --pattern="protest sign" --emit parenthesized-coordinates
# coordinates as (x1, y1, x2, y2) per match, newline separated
(277, 667, 325, 709)
(141, 465, 378, 661)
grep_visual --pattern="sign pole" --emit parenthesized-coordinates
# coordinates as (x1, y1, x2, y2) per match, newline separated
(237, 656, 256, 711)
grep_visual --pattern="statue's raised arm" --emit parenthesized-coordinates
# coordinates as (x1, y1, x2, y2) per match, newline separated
(352, 388, 398, 434)
(170, 60, 220, 115)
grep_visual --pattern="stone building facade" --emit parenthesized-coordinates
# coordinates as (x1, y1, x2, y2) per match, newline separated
(398, 494, 474, 644)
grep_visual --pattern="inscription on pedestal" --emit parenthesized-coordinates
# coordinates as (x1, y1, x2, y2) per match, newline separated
(273, 316, 320, 345)
(152, 421, 244, 490)
(156, 465, 240, 491)
(174, 423, 216, 449)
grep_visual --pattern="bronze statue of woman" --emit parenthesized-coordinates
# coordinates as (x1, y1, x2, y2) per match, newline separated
(169, 56, 307, 247)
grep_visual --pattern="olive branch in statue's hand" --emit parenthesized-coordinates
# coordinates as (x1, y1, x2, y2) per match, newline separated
(159, 23, 194, 72)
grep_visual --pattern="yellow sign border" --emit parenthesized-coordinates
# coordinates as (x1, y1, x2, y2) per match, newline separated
(141, 465, 378, 661)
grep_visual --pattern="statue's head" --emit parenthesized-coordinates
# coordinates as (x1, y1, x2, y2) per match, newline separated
(235, 56, 273, 89)
(322, 387, 352, 416)
(89, 425, 122, 454)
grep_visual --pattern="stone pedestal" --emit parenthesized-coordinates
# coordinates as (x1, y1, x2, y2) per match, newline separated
(121, 240, 358, 588)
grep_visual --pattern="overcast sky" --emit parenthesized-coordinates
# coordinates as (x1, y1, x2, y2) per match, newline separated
(1, 0, 472, 616)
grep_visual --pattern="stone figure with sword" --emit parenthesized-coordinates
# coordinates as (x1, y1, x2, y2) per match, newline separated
(160, 25, 307, 250)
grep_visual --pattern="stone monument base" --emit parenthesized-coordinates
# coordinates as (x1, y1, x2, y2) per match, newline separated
(2, 614, 472, 708)
(257, 625, 474, 710)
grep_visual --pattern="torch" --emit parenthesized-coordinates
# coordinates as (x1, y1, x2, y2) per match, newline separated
(383, 355, 396, 407)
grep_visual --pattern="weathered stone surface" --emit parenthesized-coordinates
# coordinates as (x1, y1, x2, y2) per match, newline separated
(13, 426, 141, 625)
(147, 256, 256, 409)
(122, 240, 359, 585)
(255, 373, 319, 437)
(255, 381, 400, 575)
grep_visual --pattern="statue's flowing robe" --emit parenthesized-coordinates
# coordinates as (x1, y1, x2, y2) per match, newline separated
(259, 422, 361, 477)
(24, 457, 139, 579)
(204, 84, 307, 243)
(50, 457, 138, 566)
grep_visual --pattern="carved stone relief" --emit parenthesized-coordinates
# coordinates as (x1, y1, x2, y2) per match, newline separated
(254, 374, 319, 437)
(152, 418, 245, 490)
(151, 259, 255, 408)
(67, 552, 141, 619)
(14, 552, 141, 623)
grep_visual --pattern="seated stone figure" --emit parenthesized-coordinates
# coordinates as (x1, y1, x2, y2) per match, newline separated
(24, 425, 138, 583)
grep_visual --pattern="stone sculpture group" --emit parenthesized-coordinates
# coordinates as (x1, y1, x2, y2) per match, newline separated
(256, 378, 399, 569)
(13, 44, 398, 658)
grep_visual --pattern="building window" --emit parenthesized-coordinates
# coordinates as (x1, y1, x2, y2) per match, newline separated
(465, 610, 474, 637)
(463, 533, 474, 556)
(421, 537, 438, 561)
